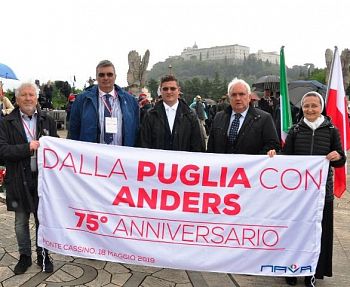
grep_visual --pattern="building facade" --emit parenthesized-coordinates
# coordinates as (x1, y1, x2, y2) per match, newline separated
(179, 43, 279, 64)
(251, 50, 280, 64)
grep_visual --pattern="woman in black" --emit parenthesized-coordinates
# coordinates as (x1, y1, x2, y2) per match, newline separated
(270, 91, 346, 286)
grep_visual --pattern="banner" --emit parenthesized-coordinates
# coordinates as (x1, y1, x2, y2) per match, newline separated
(38, 137, 329, 276)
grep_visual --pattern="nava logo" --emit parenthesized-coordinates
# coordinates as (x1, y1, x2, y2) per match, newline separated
(260, 263, 312, 274)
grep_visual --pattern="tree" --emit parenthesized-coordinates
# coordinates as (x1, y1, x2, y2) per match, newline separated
(308, 68, 326, 84)
(146, 78, 159, 99)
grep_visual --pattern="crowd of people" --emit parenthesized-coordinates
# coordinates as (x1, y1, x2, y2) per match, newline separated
(0, 60, 346, 287)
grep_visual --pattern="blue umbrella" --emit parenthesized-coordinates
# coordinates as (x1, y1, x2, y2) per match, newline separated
(0, 63, 18, 80)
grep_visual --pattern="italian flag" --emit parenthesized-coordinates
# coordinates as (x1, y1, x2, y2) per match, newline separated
(326, 47, 350, 198)
(279, 46, 292, 144)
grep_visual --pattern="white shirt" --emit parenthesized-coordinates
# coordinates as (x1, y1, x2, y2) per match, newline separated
(98, 88, 122, 145)
(227, 108, 249, 136)
(20, 110, 38, 142)
(163, 101, 179, 132)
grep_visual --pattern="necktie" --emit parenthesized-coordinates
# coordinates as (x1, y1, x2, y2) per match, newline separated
(104, 94, 113, 144)
(228, 113, 241, 144)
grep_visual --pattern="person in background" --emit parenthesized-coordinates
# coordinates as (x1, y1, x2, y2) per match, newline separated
(190, 95, 208, 142)
(43, 81, 54, 110)
(207, 78, 280, 154)
(249, 91, 260, 108)
(258, 88, 278, 116)
(65, 93, 76, 138)
(69, 60, 139, 145)
(139, 74, 204, 151)
(216, 95, 230, 112)
(268, 91, 346, 287)
(138, 93, 152, 124)
(0, 82, 58, 275)
(0, 83, 14, 118)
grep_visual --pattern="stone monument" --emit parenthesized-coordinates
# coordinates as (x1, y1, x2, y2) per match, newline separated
(127, 50, 150, 95)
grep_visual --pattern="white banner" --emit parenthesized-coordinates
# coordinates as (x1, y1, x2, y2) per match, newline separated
(37, 137, 329, 276)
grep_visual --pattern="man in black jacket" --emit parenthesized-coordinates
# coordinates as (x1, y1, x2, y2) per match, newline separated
(0, 83, 58, 275)
(139, 75, 204, 151)
(207, 78, 280, 154)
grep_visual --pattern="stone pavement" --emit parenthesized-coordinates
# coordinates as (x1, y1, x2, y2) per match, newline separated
(0, 130, 349, 286)
(0, 189, 349, 287)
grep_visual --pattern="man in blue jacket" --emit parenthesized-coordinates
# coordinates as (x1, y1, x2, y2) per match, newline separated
(69, 60, 139, 146)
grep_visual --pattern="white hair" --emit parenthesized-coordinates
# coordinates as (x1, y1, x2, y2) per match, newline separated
(15, 82, 39, 98)
(227, 78, 251, 96)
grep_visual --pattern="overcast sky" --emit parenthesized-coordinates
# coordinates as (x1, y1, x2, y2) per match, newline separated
(1, 0, 348, 90)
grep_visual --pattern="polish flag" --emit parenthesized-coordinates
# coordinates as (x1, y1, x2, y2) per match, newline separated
(326, 47, 350, 198)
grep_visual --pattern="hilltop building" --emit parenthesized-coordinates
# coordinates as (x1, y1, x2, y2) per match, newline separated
(251, 50, 280, 64)
(179, 43, 279, 64)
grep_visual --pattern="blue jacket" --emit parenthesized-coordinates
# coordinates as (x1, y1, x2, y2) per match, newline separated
(69, 85, 139, 146)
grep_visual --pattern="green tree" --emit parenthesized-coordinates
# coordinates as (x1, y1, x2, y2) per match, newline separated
(308, 68, 326, 84)
(211, 73, 223, 100)
(146, 78, 159, 99)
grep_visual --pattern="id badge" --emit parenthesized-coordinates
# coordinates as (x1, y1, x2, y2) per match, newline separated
(105, 117, 118, 133)
(31, 152, 37, 172)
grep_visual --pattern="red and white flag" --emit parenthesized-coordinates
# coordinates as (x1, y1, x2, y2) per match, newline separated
(326, 47, 350, 198)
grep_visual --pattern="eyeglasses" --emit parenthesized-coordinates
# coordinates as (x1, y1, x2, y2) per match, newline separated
(162, 87, 177, 92)
(98, 72, 114, 78)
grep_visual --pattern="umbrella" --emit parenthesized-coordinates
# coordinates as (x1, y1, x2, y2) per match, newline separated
(252, 75, 280, 92)
(288, 80, 327, 108)
(204, 98, 216, 105)
(0, 63, 18, 80)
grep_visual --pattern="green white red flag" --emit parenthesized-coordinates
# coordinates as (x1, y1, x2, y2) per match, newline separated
(279, 46, 292, 144)
(326, 47, 350, 198)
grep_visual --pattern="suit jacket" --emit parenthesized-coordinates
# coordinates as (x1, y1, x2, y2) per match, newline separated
(207, 105, 280, 154)
(0, 107, 58, 212)
(139, 99, 204, 152)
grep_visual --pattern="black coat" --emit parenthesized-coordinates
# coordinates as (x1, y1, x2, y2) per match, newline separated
(0, 107, 58, 212)
(139, 99, 205, 152)
(207, 106, 280, 154)
(283, 117, 346, 201)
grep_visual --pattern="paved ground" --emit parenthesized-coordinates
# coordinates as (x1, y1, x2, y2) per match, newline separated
(0, 130, 349, 286)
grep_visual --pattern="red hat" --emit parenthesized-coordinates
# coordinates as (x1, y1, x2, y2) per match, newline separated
(68, 94, 76, 101)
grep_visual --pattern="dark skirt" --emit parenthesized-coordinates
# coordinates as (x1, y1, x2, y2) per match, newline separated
(315, 200, 333, 279)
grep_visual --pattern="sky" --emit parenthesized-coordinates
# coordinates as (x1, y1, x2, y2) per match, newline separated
(1, 0, 348, 90)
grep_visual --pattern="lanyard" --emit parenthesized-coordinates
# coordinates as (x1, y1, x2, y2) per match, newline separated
(22, 118, 36, 140)
(101, 97, 112, 114)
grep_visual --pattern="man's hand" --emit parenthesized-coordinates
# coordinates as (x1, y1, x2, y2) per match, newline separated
(29, 140, 40, 151)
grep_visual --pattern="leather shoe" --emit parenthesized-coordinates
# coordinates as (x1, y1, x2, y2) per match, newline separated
(14, 254, 32, 275)
(37, 253, 53, 273)
(285, 277, 297, 286)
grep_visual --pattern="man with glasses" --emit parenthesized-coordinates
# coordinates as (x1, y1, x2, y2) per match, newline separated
(69, 60, 139, 146)
(139, 75, 204, 151)
(207, 78, 280, 154)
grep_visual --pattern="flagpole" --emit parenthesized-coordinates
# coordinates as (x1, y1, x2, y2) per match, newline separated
(325, 46, 337, 104)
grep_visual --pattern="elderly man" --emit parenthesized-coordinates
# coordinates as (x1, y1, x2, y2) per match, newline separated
(207, 78, 280, 154)
(69, 60, 139, 146)
(139, 74, 204, 151)
(0, 83, 58, 275)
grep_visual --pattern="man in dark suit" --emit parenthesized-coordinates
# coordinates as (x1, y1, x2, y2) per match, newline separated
(207, 78, 280, 154)
(139, 74, 204, 152)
